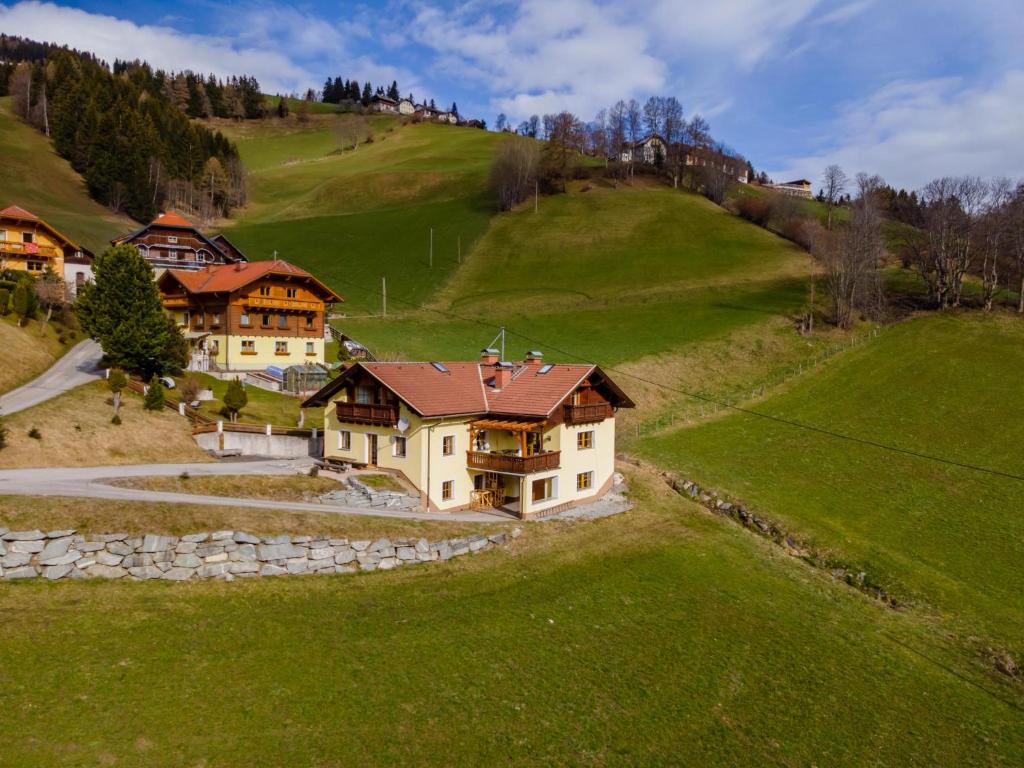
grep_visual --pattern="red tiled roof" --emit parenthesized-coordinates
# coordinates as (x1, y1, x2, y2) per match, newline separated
(317, 360, 633, 418)
(151, 211, 194, 228)
(160, 260, 343, 302)
(0, 205, 39, 221)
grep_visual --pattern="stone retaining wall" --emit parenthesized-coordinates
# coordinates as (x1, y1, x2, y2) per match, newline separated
(0, 526, 519, 583)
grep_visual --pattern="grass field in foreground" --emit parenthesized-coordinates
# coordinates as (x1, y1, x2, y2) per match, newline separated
(641, 312, 1024, 650)
(0, 468, 1021, 766)
(0, 97, 135, 253)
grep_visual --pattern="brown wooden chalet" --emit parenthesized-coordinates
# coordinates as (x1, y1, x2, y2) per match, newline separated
(113, 211, 248, 271)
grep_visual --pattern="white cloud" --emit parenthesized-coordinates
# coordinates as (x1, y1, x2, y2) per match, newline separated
(770, 71, 1024, 189)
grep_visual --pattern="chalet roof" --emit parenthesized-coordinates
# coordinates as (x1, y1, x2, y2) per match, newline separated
(209, 233, 249, 262)
(370, 95, 397, 104)
(159, 260, 343, 302)
(781, 179, 812, 186)
(151, 211, 194, 228)
(113, 210, 242, 261)
(0, 205, 81, 251)
(303, 360, 634, 418)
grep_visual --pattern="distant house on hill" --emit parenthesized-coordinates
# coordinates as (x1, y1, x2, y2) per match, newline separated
(369, 95, 398, 113)
(397, 98, 416, 115)
(0, 204, 87, 285)
(437, 111, 458, 124)
(112, 211, 248, 273)
(157, 259, 343, 373)
(620, 135, 667, 165)
(302, 350, 634, 517)
(768, 179, 813, 198)
(684, 146, 750, 183)
(414, 104, 440, 120)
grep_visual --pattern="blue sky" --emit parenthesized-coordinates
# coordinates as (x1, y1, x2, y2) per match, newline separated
(3, 0, 1023, 188)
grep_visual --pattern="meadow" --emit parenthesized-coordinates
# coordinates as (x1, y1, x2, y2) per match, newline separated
(0, 468, 1021, 767)
(641, 312, 1024, 650)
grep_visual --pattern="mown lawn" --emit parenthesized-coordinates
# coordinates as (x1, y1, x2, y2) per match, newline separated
(641, 312, 1024, 650)
(0, 97, 135, 252)
(187, 373, 322, 428)
(0, 468, 1021, 766)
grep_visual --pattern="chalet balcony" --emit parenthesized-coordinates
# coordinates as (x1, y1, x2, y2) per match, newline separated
(334, 401, 399, 426)
(563, 402, 613, 425)
(244, 295, 322, 312)
(0, 240, 59, 257)
(466, 450, 560, 475)
(162, 294, 190, 308)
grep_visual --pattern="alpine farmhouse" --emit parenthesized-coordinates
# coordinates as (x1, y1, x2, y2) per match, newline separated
(0, 204, 93, 292)
(157, 260, 342, 372)
(303, 351, 634, 517)
(113, 211, 246, 273)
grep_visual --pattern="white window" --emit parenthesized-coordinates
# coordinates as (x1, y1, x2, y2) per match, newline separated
(356, 386, 373, 404)
(531, 476, 556, 503)
(442, 435, 455, 456)
(167, 236, 178, 244)
(275, 341, 288, 354)
(577, 472, 594, 492)
(338, 430, 351, 451)
(393, 436, 407, 457)
(306, 341, 315, 355)
(577, 431, 594, 450)
(442, 480, 454, 501)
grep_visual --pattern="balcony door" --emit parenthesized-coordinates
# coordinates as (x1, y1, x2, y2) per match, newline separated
(368, 433, 378, 465)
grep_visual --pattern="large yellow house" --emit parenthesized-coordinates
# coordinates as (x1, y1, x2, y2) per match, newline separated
(157, 260, 343, 372)
(0, 205, 83, 277)
(303, 351, 634, 518)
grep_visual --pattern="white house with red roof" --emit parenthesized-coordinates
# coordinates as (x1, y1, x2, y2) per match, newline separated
(303, 350, 634, 517)
(157, 260, 342, 372)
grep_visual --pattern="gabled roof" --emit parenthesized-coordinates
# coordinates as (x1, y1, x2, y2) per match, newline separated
(0, 204, 81, 251)
(303, 360, 634, 417)
(209, 234, 249, 262)
(158, 260, 343, 302)
(113, 211, 237, 260)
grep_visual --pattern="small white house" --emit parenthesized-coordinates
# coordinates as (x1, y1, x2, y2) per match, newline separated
(398, 98, 416, 115)
(620, 135, 667, 165)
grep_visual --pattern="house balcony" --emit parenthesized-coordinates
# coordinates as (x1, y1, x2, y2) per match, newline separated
(334, 401, 399, 426)
(162, 294, 191, 308)
(466, 450, 560, 475)
(563, 402, 613, 425)
(244, 295, 322, 312)
(0, 240, 59, 258)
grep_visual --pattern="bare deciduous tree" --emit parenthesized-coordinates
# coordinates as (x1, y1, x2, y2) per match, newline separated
(822, 164, 848, 230)
(814, 200, 884, 328)
(917, 176, 988, 308)
(489, 136, 540, 211)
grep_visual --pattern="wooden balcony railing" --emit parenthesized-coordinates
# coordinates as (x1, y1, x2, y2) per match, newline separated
(466, 450, 560, 474)
(0, 240, 59, 257)
(244, 295, 322, 312)
(563, 402, 613, 425)
(334, 401, 399, 426)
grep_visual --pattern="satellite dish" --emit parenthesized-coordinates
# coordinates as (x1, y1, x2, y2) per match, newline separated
(397, 416, 409, 433)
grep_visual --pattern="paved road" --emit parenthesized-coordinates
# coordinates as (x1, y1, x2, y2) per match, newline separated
(0, 339, 103, 416)
(0, 459, 511, 523)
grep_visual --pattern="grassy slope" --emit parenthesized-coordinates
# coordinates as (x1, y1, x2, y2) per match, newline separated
(1, 469, 1021, 766)
(641, 312, 1024, 648)
(182, 373, 322, 427)
(0, 312, 81, 395)
(0, 380, 208, 469)
(344, 182, 811, 363)
(0, 97, 134, 253)
(217, 117, 497, 314)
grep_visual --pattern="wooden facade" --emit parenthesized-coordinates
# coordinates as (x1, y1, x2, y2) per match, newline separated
(0, 205, 83, 278)
(114, 211, 246, 272)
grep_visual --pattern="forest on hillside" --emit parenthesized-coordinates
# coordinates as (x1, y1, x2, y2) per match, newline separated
(0, 35, 246, 223)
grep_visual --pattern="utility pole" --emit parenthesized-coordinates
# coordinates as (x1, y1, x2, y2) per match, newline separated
(429, 227, 433, 268)
(382, 276, 387, 318)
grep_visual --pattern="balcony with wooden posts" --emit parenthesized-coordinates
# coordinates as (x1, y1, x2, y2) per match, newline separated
(162, 293, 191, 308)
(0, 240, 59, 258)
(243, 295, 322, 312)
(466, 449, 560, 474)
(334, 401, 399, 426)
(563, 401, 613, 425)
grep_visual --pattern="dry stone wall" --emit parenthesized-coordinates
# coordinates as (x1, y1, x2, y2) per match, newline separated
(0, 526, 519, 583)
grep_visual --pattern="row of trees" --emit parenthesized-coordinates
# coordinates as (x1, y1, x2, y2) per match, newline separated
(5, 43, 245, 221)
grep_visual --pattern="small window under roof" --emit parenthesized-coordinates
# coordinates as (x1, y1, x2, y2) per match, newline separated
(430, 361, 450, 373)
(537, 364, 554, 375)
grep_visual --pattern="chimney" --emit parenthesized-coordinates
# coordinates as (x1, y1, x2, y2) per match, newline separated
(480, 348, 500, 365)
(493, 361, 513, 390)
(525, 350, 544, 366)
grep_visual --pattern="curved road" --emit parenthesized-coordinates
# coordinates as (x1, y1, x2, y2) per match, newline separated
(0, 339, 103, 416)
(0, 459, 511, 523)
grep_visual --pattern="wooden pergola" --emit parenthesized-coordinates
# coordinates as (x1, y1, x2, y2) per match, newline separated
(470, 418, 545, 457)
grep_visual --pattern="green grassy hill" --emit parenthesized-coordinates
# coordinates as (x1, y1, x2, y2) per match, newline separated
(0, 97, 135, 253)
(215, 116, 497, 314)
(642, 312, 1024, 650)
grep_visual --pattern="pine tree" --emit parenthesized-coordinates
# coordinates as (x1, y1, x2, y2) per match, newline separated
(322, 77, 333, 103)
(387, 80, 399, 100)
(222, 377, 248, 423)
(12, 283, 32, 327)
(144, 374, 165, 411)
(76, 244, 171, 376)
(362, 82, 372, 103)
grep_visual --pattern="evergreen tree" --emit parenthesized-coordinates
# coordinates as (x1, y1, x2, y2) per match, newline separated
(450, 101, 458, 116)
(322, 77, 334, 103)
(76, 244, 171, 376)
(222, 377, 248, 422)
(276, 94, 289, 118)
(362, 81, 372, 103)
(12, 283, 33, 326)
(160, 314, 189, 374)
(144, 374, 165, 411)
(387, 80, 399, 100)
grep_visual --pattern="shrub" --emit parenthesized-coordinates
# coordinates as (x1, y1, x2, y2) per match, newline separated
(308, 464, 320, 478)
(222, 377, 248, 423)
(144, 375, 165, 411)
(179, 471, 190, 481)
(178, 374, 200, 405)
(0, 418, 7, 450)
(27, 427, 41, 440)
(0, 288, 9, 315)
(735, 196, 774, 227)
(111, 414, 122, 425)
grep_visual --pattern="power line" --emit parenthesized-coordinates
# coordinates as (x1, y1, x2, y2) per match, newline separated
(327, 273, 1024, 484)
